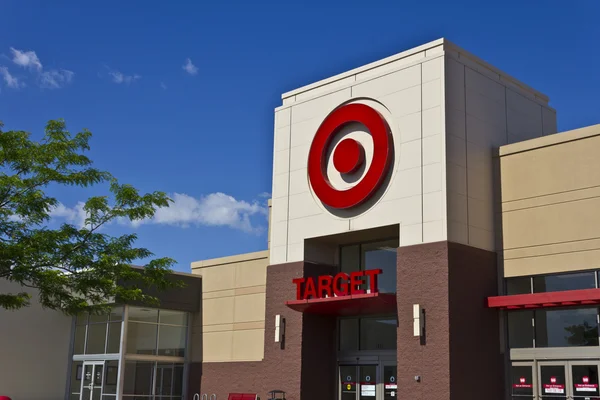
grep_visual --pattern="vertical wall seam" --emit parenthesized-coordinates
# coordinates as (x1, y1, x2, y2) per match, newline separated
(463, 64, 470, 245)
(421, 63, 424, 242)
(285, 108, 292, 262)
(504, 87, 509, 144)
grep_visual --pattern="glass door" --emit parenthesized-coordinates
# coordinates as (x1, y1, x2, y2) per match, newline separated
(510, 362, 535, 400)
(79, 361, 104, 400)
(339, 365, 378, 400)
(538, 362, 567, 399)
(570, 361, 600, 400)
(382, 363, 397, 400)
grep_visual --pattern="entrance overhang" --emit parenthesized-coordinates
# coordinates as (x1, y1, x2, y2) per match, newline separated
(487, 288, 600, 310)
(285, 292, 397, 316)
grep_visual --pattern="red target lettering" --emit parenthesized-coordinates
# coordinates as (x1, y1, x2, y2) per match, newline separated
(308, 103, 392, 209)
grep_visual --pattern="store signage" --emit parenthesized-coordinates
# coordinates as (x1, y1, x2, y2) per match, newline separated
(307, 103, 392, 209)
(575, 376, 599, 392)
(292, 269, 382, 300)
(543, 377, 565, 394)
(513, 377, 533, 389)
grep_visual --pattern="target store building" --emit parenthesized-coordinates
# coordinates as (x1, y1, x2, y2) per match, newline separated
(10, 38, 600, 400)
(189, 38, 600, 400)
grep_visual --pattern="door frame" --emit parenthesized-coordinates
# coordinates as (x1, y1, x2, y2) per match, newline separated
(538, 361, 569, 399)
(567, 360, 600, 399)
(79, 360, 105, 400)
(337, 357, 396, 400)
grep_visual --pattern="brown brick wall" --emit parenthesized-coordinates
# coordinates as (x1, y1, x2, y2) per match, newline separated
(447, 242, 504, 400)
(397, 241, 451, 400)
(396, 241, 503, 400)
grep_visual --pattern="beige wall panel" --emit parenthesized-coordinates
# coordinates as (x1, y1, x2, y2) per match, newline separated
(232, 329, 266, 361)
(505, 248, 600, 277)
(501, 135, 600, 203)
(201, 264, 236, 293)
(235, 258, 268, 288)
(203, 297, 234, 326)
(203, 331, 233, 362)
(0, 280, 71, 400)
(503, 196, 600, 249)
(234, 293, 266, 324)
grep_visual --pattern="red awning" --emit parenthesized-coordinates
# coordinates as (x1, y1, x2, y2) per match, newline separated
(488, 288, 600, 310)
(285, 292, 397, 316)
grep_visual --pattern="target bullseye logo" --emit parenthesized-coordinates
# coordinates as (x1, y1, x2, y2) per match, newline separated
(308, 103, 393, 209)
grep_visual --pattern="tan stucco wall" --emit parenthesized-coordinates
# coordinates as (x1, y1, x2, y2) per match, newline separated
(0, 279, 72, 400)
(499, 124, 600, 277)
(191, 250, 268, 362)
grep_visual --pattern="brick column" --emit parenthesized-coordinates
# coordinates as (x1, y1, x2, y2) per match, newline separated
(396, 241, 503, 400)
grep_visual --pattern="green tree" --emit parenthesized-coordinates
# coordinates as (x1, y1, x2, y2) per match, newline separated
(0, 119, 180, 315)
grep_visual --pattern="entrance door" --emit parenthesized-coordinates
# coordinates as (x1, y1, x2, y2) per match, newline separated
(382, 363, 397, 400)
(538, 361, 600, 400)
(79, 361, 104, 400)
(339, 363, 396, 400)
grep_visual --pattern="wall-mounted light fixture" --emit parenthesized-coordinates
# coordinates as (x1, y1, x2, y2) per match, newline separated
(413, 304, 425, 338)
(275, 314, 285, 348)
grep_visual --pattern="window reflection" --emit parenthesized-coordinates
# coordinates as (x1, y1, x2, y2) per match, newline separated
(360, 318, 397, 350)
(507, 311, 534, 349)
(536, 308, 599, 347)
(533, 272, 596, 293)
(340, 239, 398, 294)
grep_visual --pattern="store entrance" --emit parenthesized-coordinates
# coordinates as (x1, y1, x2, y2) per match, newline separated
(339, 362, 397, 400)
(79, 361, 104, 400)
(511, 361, 600, 399)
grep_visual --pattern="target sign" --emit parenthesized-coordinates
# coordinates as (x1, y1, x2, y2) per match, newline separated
(308, 103, 393, 209)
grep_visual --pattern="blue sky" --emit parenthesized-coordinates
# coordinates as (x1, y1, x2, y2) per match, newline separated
(0, 0, 598, 272)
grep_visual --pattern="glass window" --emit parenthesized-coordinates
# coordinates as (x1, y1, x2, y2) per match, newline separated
(339, 318, 359, 351)
(507, 311, 534, 349)
(533, 272, 596, 293)
(506, 277, 532, 295)
(129, 307, 159, 323)
(86, 323, 108, 354)
(76, 312, 88, 325)
(123, 361, 154, 395)
(535, 308, 599, 347)
(158, 325, 187, 357)
(159, 310, 187, 326)
(103, 360, 119, 395)
(89, 313, 109, 324)
(127, 322, 157, 355)
(110, 307, 124, 321)
(341, 245, 360, 274)
(74, 325, 86, 354)
(363, 240, 398, 294)
(360, 317, 397, 350)
(69, 361, 83, 396)
(106, 322, 121, 353)
(510, 365, 534, 398)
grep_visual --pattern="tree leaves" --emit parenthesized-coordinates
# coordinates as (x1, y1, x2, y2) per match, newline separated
(0, 119, 182, 315)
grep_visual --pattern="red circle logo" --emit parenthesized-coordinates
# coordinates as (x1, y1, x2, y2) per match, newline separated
(308, 103, 393, 209)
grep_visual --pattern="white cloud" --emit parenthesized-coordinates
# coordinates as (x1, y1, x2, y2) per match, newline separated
(160, 82, 167, 90)
(258, 192, 271, 198)
(109, 70, 141, 85)
(182, 58, 198, 75)
(10, 47, 42, 71)
(6, 47, 73, 89)
(40, 69, 74, 89)
(0, 66, 24, 89)
(132, 192, 267, 233)
(51, 193, 268, 234)
(50, 202, 88, 228)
